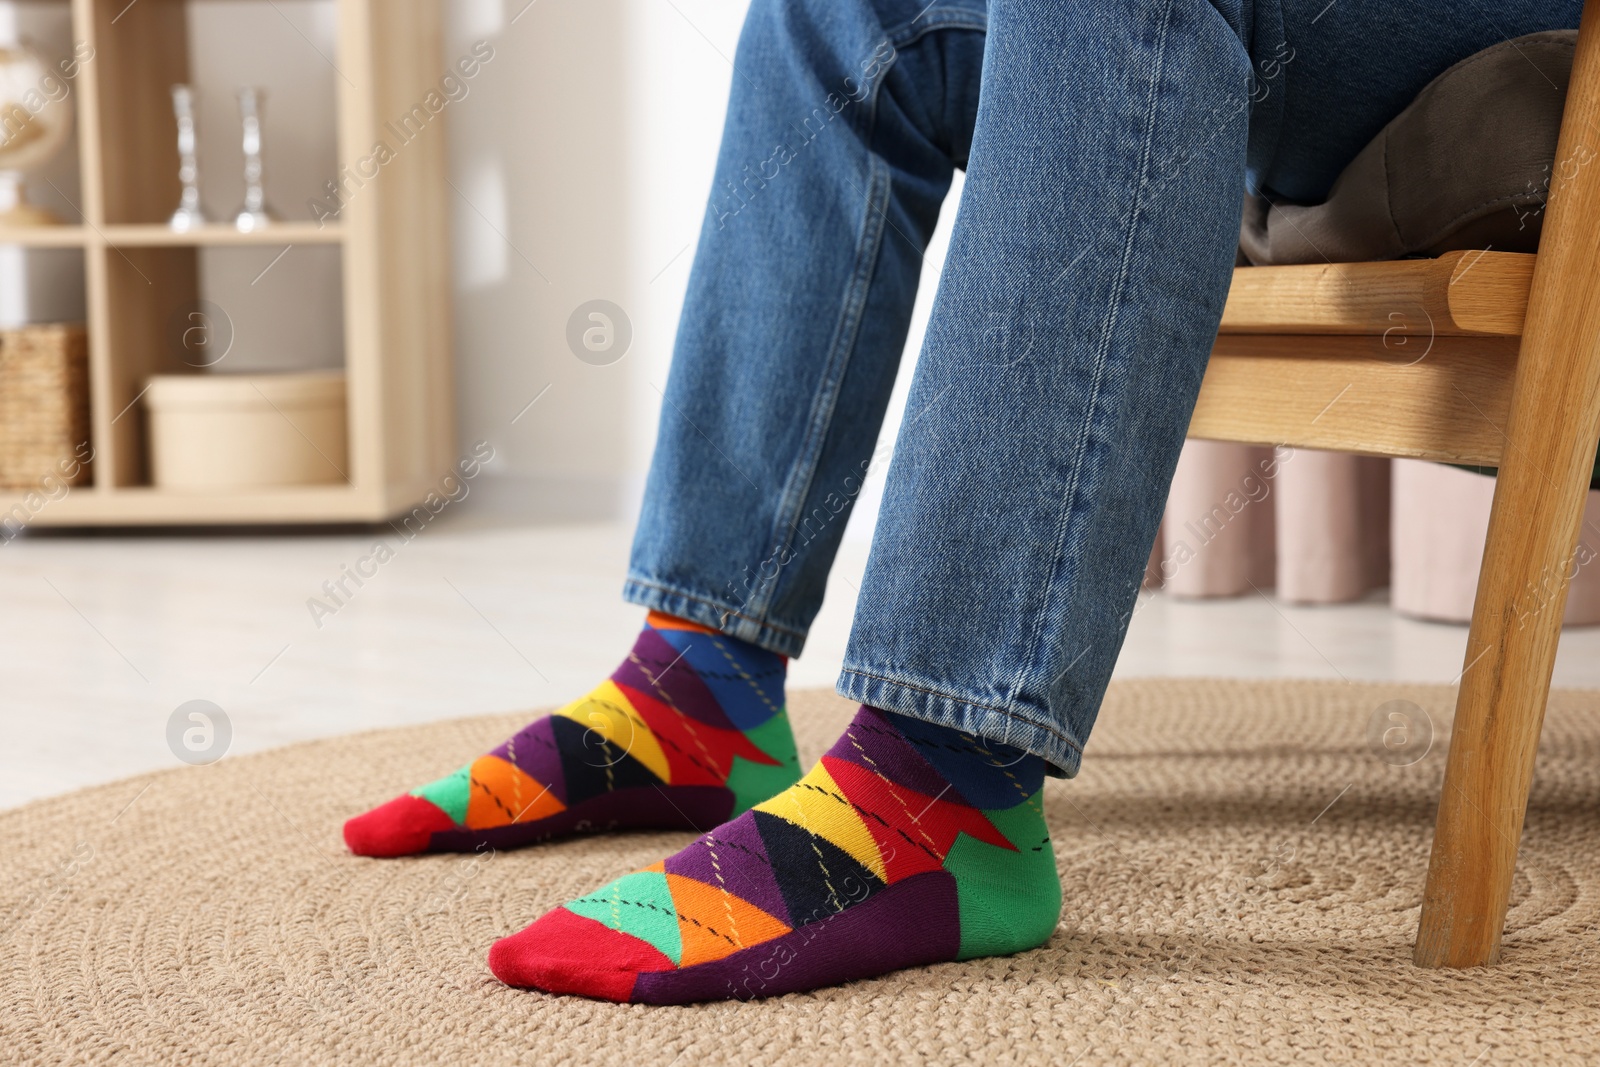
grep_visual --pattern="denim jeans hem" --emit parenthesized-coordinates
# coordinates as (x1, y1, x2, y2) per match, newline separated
(836, 667, 1080, 778)
(622, 576, 809, 658)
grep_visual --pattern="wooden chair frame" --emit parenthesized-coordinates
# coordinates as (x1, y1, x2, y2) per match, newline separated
(1196, 1, 1600, 968)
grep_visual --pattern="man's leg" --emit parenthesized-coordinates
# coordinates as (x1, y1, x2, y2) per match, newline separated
(836, 0, 1257, 775)
(624, 0, 987, 656)
(344, 0, 987, 857)
(839, 0, 1584, 777)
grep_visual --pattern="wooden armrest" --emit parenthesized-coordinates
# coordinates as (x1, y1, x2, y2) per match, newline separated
(1220, 250, 1534, 337)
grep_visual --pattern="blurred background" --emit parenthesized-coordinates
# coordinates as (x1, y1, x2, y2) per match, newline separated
(2, 0, 1597, 809)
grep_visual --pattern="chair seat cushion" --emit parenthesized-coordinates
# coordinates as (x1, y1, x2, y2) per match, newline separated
(1240, 31, 1575, 266)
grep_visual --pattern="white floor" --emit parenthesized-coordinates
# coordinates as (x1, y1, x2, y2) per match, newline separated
(6, 511, 1600, 810)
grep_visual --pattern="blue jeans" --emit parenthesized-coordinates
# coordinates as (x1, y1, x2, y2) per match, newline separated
(625, 0, 1579, 775)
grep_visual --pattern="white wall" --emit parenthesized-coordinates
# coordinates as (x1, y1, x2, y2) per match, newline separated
(443, 0, 955, 534)
(442, 0, 766, 521)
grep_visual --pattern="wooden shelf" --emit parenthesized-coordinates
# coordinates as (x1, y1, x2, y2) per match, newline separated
(1, 0, 457, 526)
(101, 222, 346, 247)
(2, 483, 394, 525)
(0, 223, 344, 248)
(0, 226, 91, 247)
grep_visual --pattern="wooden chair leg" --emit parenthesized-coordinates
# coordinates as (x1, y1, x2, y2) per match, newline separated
(1413, 473, 1593, 968)
(1413, 0, 1600, 969)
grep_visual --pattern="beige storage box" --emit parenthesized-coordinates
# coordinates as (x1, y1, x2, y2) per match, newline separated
(144, 371, 348, 489)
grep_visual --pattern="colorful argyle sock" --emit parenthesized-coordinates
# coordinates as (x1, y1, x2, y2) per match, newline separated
(487, 704, 1061, 1003)
(343, 612, 799, 857)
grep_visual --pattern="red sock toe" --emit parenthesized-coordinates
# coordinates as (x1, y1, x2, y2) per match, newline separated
(343, 794, 456, 857)
(488, 906, 673, 1001)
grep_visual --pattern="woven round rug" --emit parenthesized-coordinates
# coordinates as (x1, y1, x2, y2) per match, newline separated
(5, 680, 1600, 1065)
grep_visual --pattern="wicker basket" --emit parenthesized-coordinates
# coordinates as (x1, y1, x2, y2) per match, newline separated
(0, 324, 91, 489)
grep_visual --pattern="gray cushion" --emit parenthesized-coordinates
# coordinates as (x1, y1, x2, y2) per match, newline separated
(1240, 31, 1575, 266)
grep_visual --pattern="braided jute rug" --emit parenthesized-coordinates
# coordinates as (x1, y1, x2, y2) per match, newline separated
(5, 680, 1600, 1065)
